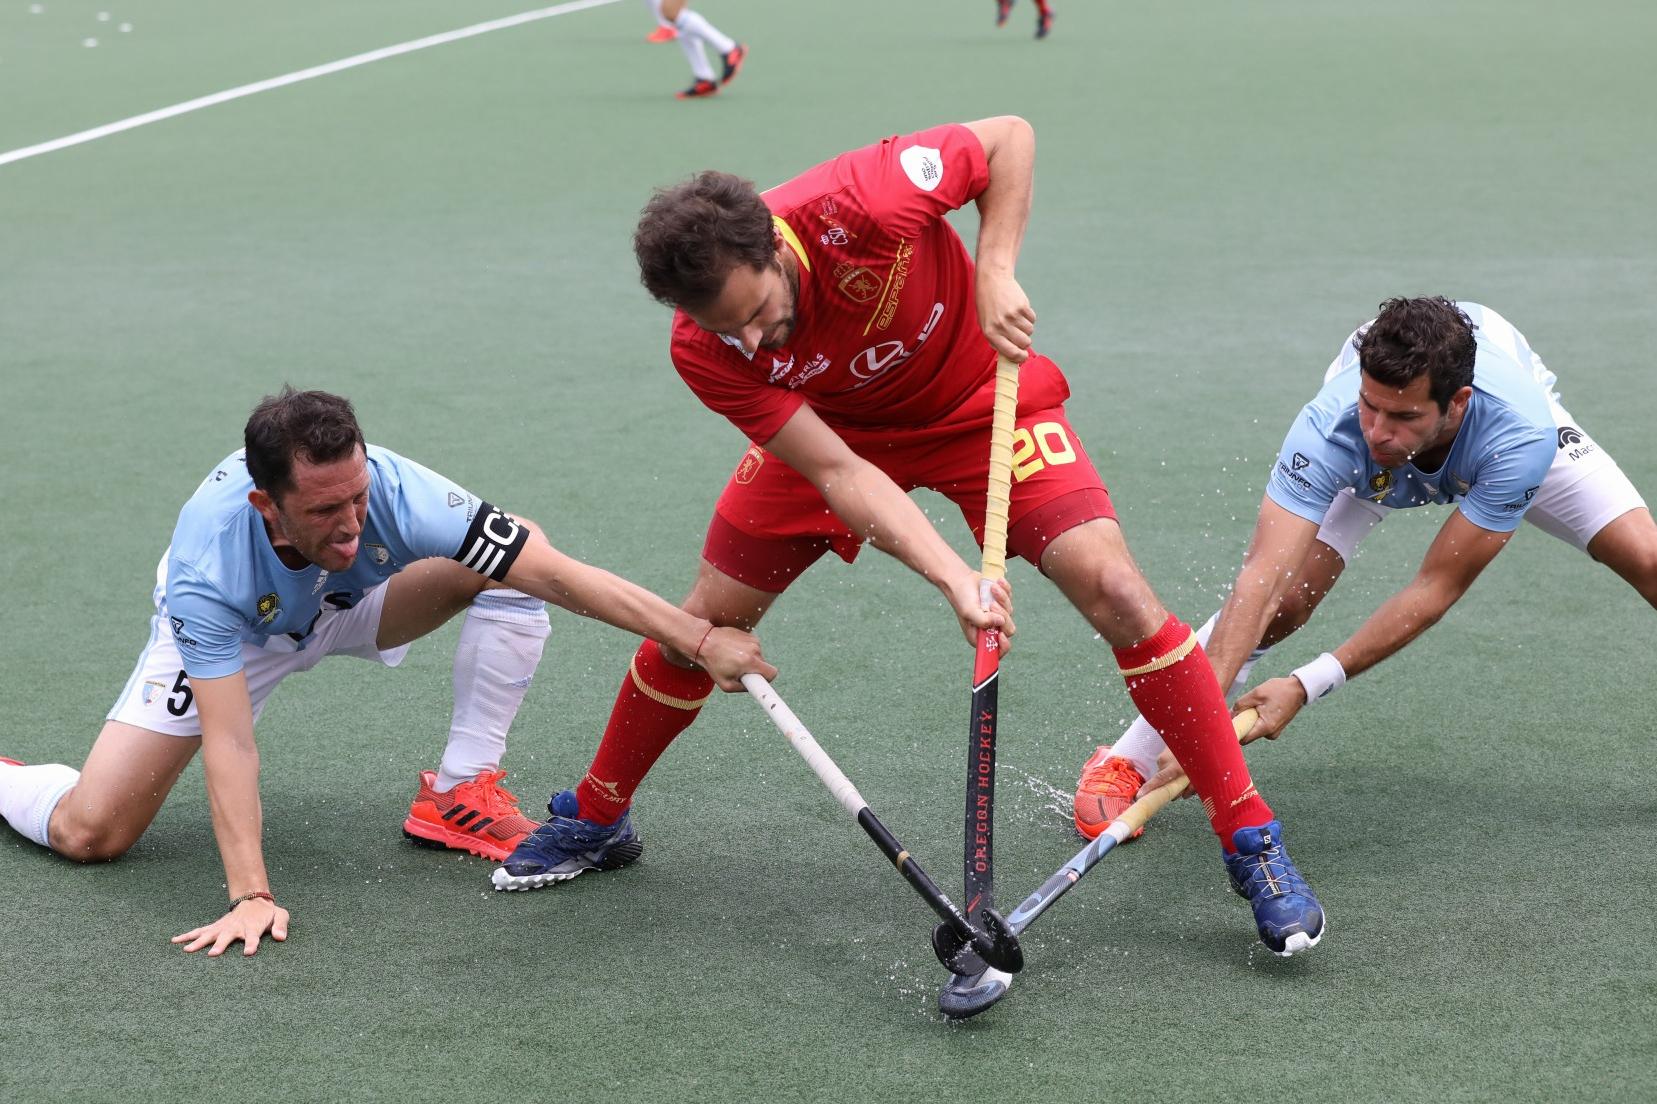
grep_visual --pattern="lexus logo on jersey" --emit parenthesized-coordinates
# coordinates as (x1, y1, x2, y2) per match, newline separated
(899, 145, 944, 192)
(454, 502, 529, 582)
(850, 302, 945, 385)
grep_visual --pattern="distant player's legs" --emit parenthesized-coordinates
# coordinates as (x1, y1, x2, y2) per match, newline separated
(378, 556, 551, 861)
(658, 0, 742, 97)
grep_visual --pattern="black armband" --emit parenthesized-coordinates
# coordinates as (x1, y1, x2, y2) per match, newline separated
(454, 501, 529, 581)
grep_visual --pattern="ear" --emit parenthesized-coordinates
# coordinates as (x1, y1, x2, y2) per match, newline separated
(1449, 385, 1474, 415)
(248, 488, 279, 525)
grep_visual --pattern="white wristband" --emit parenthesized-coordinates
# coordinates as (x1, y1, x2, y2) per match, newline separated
(1290, 652, 1346, 704)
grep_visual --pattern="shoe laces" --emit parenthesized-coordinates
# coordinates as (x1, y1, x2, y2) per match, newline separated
(1233, 840, 1306, 898)
(462, 770, 521, 815)
(1078, 754, 1143, 799)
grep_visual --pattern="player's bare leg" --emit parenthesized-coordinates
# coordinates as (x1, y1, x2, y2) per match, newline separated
(1585, 507, 1657, 609)
(18, 721, 200, 861)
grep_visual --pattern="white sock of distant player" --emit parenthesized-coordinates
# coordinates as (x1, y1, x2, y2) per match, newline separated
(1107, 611, 1271, 777)
(435, 590, 549, 793)
(0, 761, 80, 848)
(676, 8, 735, 57)
(673, 20, 717, 82)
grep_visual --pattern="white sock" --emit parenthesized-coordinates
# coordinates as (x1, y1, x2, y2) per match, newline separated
(435, 590, 549, 793)
(0, 762, 79, 848)
(1106, 612, 1272, 777)
(674, 25, 716, 82)
(675, 10, 735, 57)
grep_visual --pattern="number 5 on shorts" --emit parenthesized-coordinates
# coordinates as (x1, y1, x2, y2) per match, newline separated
(1010, 422, 1077, 483)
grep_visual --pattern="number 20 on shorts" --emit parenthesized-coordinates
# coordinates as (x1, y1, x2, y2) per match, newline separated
(1010, 421, 1077, 482)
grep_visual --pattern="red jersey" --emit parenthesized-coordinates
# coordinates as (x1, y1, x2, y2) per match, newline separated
(671, 124, 1070, 445)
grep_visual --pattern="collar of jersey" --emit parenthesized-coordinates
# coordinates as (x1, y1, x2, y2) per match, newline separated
(772, 215, 812, 273)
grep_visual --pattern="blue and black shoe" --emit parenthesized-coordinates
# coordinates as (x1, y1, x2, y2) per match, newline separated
(1224, 819, 1325, 956)
(490, 790, 643, 891)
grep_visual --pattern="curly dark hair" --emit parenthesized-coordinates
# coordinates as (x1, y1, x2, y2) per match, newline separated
(243, 386, 365, 499)
(633, 171, 776, 311)
(1354, 296, 1478, 411)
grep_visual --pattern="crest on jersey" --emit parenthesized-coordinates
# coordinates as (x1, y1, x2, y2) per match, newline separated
(1369, 471, 1392, 494)
(256, 592, 281, 625)
(142, 680, 167, 706)
(366, 543, 390, 566)
(735, 446, 765, 485)
(835, 262, 881, 304)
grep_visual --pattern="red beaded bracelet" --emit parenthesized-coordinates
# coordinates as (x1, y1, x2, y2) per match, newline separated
(229, 891, 276, 907)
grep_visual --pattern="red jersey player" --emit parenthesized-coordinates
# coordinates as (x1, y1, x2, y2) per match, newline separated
(494, 117, 1325, 960)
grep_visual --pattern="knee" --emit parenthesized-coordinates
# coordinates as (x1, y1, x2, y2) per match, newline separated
(51, 818, 136, 863)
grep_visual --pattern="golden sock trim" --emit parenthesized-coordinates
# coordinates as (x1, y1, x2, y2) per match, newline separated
(1117, 629, 1199, 678)
(629, 658, 712, 711)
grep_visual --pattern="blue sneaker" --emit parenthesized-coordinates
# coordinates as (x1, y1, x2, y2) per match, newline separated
(1224, 820, 1325, 956)
(490, 790, 642, 891)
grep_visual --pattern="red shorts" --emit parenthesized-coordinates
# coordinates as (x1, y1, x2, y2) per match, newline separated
(704, 399, 1115, 593)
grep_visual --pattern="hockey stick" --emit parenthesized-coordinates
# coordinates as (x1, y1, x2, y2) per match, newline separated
(936, 355, 1022, 1009)
(940, 708, 1260, 1019)
(743, 673, 1023, 974)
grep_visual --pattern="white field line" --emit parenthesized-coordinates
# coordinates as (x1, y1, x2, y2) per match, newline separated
(0, 0, 624, 169)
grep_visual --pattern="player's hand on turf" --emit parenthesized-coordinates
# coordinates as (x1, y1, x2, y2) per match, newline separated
(948, 573, 1015, 649)
(974, 268, 1036, 364)
(1234, 677, 1305, 742)
(172, 897, 289, 957)
(696, 626, 777, 691)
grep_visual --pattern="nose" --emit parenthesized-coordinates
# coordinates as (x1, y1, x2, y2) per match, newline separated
(740, 324, 764, 355)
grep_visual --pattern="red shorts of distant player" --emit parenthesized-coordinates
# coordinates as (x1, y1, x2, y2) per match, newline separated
(703, 392, 1115, 593)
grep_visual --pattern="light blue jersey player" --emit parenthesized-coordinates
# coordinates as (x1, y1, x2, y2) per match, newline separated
(1082, 299, 1656, 831)
(0, 388, 774, 958)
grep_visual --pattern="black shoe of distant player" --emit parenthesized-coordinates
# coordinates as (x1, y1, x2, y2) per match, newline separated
(676, 79, 718, 100)
(996, 1, 1013, 28)
(1036, 9, 1053, 38)
(720, 43, 747, 85)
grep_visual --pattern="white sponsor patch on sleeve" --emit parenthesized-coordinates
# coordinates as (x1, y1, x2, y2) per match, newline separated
(899, 145, 944, 192)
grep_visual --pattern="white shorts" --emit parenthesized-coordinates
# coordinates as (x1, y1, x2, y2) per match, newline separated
(107, 582, 411, 737)
(1314, 400, 1646, 561)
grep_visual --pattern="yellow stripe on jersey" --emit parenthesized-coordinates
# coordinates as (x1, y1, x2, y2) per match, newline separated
(772, 215, 812, 273)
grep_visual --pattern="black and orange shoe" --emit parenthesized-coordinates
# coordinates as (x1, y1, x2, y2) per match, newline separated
(996, 1, 1013, 27)
(676, 79, 718, 99)
(1073, 747, 1146, 841)
(403, 769, 539, 862)
(1036, 8, 1053, 38)
(719, 42, 747, 85)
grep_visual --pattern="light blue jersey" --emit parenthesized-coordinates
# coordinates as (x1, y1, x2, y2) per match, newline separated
(1266, 302, 1558, 534)
(160, 445, 527, 679)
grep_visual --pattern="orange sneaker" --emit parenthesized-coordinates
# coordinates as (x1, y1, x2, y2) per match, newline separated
(0, 757, 22, 766)
(403, 769, 539, 862)
(645, 24, 677, 42)
(676, 78, 718, 99)
(1073, 748, 1146, 841)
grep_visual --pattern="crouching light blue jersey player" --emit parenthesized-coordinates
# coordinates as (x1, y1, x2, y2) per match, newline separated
(0, 387, 774, 957)
(1076, 298, 1655, 836)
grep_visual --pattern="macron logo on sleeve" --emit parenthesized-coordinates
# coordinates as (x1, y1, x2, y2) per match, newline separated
(899, 145, 943, 191)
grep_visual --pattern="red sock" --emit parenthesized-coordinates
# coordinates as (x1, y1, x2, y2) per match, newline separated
(1113, 615, 1273, 850)
(575, 640, 713, 824)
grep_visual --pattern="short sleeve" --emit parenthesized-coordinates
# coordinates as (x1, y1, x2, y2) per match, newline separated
(165, 563, 249, 679)
(1456, 430, 1554, 533)
(375, 451, 529, 580)
(1265, 410, 1357, 524)
(837, 123, 992, 239)
(671, 322, 806, 445)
